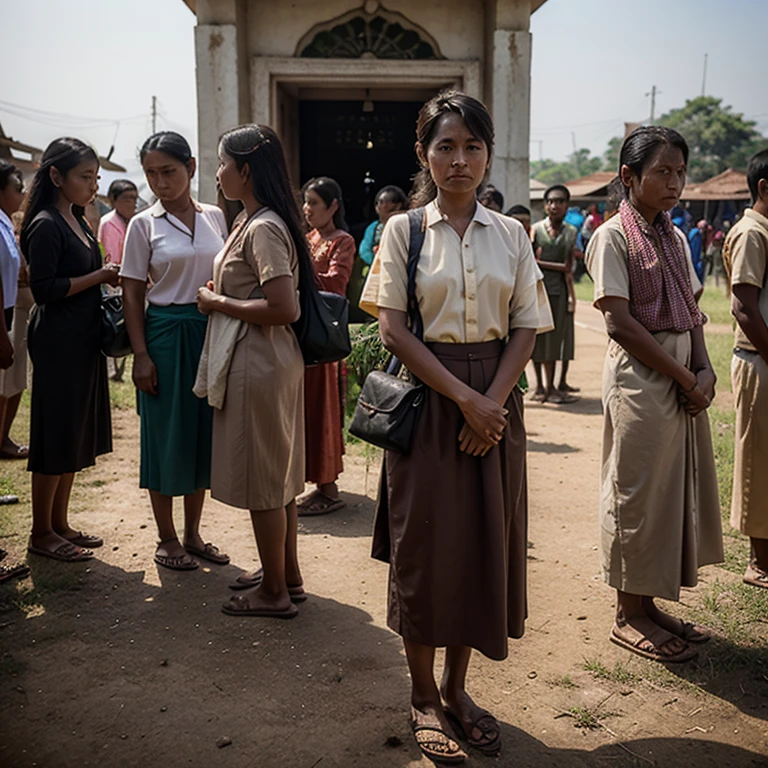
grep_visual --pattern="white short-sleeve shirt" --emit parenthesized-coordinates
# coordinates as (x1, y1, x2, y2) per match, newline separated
(374, 201, 548, 343)
(121, 200, 227, 306)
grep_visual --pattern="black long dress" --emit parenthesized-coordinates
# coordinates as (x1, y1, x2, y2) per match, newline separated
(26, 208, 111, 474)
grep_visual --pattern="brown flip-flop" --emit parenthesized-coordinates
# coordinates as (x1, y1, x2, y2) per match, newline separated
(444, 707, 501, 756)
(221, 594, 298, 619)
(297, 491, 346, 517)
(28, 540, 93, 562)
(154, 548, 199, 571)
(610, 623, 697, 663)
(0, 561, 31, 584)
(64, 531, 104, 549)
(229, 568, 307, 602)
(184, 542, 230, 565)
(743, 563, 768, 590)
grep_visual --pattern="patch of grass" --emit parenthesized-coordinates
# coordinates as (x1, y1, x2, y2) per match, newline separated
(699, 281, 732, 325)
(566, 705, 615, 730)
(573, 276, 594, 304)
(550, 674, 578, 689)
(704, 332, 734, 394)
(583, 658, 639, 685)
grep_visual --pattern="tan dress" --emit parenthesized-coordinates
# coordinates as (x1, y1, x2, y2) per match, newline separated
(210, 208, 305, 511)
(587, 216, 723, 601)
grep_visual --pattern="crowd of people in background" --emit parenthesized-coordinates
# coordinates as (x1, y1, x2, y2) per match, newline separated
(0, 88, 767, 764)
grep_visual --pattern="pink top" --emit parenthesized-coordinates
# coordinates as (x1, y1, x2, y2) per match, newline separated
(98, 209, 128, 265)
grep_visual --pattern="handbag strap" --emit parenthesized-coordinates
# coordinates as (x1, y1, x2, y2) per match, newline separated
(386, 207, 426, 376)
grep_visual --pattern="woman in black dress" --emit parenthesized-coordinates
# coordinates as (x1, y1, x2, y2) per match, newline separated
(20, 138, 119, 562)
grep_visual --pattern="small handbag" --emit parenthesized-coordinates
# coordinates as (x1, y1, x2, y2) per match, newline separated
(293, 275, 352, 366)
(100, 291, 132, 358)
(349, 208, 426, 454)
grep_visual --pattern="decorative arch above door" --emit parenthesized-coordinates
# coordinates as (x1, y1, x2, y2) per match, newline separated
(296, 2, 443, 60)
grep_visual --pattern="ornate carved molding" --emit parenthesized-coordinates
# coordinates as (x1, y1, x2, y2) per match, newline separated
(296, 3, 443, 60)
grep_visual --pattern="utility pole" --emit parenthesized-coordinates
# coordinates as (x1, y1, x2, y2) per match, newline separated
(151, 96, 157, 134)
(538, 140, 543, 162)
(646, 85, 658, 124)
(701, 53, 708, 96)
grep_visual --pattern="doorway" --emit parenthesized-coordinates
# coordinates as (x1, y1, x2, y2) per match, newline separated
(298, 99, 423, 231)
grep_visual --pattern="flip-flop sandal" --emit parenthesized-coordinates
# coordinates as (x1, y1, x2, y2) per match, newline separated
(610, 623, 697, 663)
(529, 391, 547, 402)
(671, 618, 711, 644)
(547, 392, 579, 405)
(558, 384, 581, 393)
(184, 542, 230, 565)
(0, 444, 29, 460)
(154, 551, 199, 571)
(0, 562, 31, 583)
(411, 707, 467, 764)
(229, 568, 307, 602)
(28, 541, 94, 562)
(444, 708, 502, 756)
(743, 564, 768, 590)
(64, 532, 104, 549)
(221, 595, 298, 619)
(0, 495, 19, 505)
(297, 491, 346, 517)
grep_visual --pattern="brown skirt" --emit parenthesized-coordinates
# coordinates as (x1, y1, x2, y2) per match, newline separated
(371, 340, 528, 661)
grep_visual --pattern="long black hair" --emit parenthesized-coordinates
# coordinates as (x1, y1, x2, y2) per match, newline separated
(219, 123, 316, 295)
(410, 90, 495, 208)
(619, 126, 689, 197)
(20, 137, 98, 255)
(302, 176, 348, 231)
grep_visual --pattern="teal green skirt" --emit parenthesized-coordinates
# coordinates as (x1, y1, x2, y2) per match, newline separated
(138, 303, 212, 495)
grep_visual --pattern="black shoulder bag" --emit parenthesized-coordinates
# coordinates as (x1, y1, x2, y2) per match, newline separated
(101, 291, 132, 358)
(349, 208, 426, 454)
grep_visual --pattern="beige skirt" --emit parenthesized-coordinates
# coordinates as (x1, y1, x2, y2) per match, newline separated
(211, 324, 305, 511)
(600, 331, 723, 600)
(731, 349, 768, 538)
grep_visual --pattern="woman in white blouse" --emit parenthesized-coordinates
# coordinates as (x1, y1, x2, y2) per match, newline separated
(122, 132, 229, 571)
(367, 92, 548, 763)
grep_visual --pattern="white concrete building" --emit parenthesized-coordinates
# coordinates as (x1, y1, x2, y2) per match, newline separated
(182, 0, 547, 224)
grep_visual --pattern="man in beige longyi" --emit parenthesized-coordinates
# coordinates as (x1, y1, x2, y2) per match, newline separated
(722, 148, 768, 589)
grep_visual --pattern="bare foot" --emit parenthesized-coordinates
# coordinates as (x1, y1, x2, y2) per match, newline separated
(644, 600, 710, 643)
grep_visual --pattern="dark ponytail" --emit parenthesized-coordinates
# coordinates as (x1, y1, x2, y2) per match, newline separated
(410, 90, 494, 208)
(219, 123, 317, 296)
(302, 177, 348, 231)
(139, 131, 193, 166)
(20, 137, 98, 255)
(619, 126, 689, 197)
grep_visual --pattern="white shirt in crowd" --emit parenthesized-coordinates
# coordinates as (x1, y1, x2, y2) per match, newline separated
(121, 199, 227, 305)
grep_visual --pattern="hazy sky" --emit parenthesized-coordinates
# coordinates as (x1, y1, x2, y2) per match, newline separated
(1, 0, 765, 192)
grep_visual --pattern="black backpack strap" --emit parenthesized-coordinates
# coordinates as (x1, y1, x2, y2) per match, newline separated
(405, 207, 426, 341)
(385, 207, 426, 376)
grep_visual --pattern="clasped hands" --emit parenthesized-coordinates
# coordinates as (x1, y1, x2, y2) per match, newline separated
(678, 367, 716, 417)
(458, 391, 509, 457)
(196, 280, 219, 315)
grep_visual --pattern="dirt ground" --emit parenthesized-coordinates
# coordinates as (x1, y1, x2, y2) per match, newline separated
(1, 303, 767, 768)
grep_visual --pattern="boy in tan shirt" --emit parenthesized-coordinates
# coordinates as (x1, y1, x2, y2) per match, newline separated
(722, 148, 768, 588)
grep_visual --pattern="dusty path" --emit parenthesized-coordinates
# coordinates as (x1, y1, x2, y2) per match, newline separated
(1, 304, 767, 767)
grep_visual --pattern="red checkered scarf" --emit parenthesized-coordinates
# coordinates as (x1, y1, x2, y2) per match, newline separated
(619, 199, 703, 333)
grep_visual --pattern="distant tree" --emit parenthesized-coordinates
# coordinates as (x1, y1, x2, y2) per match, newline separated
(658, 96, 763, 181)
(531, 148, 601, 185)
(602, 136, 622, 173)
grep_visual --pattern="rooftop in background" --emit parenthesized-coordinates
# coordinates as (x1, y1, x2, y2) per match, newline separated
(530, 170, 616, 201)
(681, 168, 751, 201)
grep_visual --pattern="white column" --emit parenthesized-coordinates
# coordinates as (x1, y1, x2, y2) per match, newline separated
(194, 24, 239, 204)
(490, 28, 532, 210)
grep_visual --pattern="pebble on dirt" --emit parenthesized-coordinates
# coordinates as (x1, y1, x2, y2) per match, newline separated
(216, 737, 232, 748)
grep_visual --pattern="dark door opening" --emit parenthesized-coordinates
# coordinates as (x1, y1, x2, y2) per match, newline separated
(299, 100, 423, 232)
